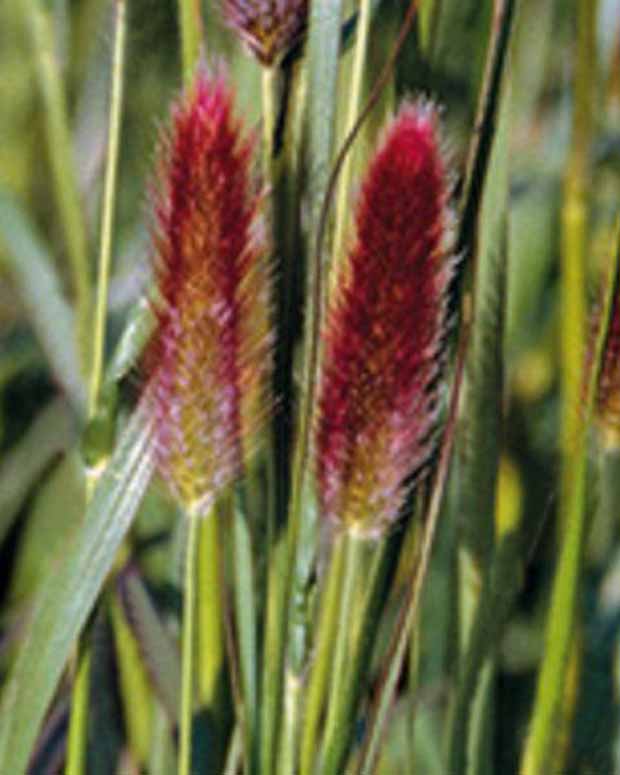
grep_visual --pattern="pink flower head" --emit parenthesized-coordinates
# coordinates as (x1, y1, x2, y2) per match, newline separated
(316, 102, 453, 537)
(222, 0, 308, 65)
(144, 68, 272, 514)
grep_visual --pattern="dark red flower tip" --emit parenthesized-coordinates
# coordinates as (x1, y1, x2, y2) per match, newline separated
(316, 101, 453, 537)
(221, 0, 308, 65)
(144, 68, 272, 514)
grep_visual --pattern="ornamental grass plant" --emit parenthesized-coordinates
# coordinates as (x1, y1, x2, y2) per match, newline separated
(1, 2, 620, 774)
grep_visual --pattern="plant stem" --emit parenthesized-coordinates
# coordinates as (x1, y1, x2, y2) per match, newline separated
(321, 532, 365, 775)
(64, 642, 92, 775)
(177, 0, 203, 85)
(519, 227, 620, 775)
(331, 0, 372, 284)
(232, 485, 258, 774)
(179, 508, 200, 775)
(263, 4, 345, 772)
(197, 507, 224, 711)
(299, 536, 348, 775)
(25, 0, 91, 376)
(89, 0, 127, 418)
(65, 6, 127, 772)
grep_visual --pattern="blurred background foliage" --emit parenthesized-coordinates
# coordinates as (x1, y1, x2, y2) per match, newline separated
(2, 0, 620, 773)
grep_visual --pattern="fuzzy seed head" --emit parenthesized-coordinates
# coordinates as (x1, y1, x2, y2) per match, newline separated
(144, 69, 272, 515)
(221, 0, 308, 65)
(316, 102, 453, 538)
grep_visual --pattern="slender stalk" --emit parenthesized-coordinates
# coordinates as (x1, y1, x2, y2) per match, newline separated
(109, 590, 153, 766)
(520, 226, 620, 775)
(308, 533, 399, 775)
(179, 509, 200, 775)
(232, 486, 258, 774)
(330, 0, 372, 284)
(321, 532, 365, 775)
(25, 1, 91, 375)
(197, 508, 225, 710)
(263, 4, 345, 772)
(177, 0, 203, 85)
(299, 538, 348, 775)
(65, 6, 127, 772)
(89, 0, 127, 418)
(277, 670, 302, 775)
(64, 643, 92, 775)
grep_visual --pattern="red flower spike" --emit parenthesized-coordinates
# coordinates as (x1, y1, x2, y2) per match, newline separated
(144, 69, 272, 515)
(221, 0, 308, 66)
(316, 102, 453, 538)
(596, 282, 620, 445)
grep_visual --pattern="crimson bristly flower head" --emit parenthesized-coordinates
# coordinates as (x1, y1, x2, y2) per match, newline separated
(595, 276, 620, 447)
(221, 0, 308, 66)
(144, 67, 272, 515)
(316, 101, 453, 538)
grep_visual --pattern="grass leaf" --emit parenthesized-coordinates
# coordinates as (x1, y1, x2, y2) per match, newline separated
(0, 190, 87, 413)
(0, 402, 154, 774)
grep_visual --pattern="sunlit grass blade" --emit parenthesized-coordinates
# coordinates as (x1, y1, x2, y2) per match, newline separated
(520, 226, 620, 775)
(22, 0, 92, 372)
(0, 402, 154, 775)
(0, 398, 74, 546)
(0, 191, 87, 413)
(117, 565, 181, 723)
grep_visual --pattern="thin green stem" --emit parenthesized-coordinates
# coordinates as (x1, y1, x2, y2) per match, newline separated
(89, 0, 127, 419)
(321, 532, 365, 775)
(65, 8, 127, 769)
(25, 1, 91, 375)
(177, 0, 203, 85)
(259, 534, 288, 775)
(232, 486, 258, 774)
(331, 0, 372, 284)
(519, 225, 620, 775)
(277, 670, 302, 775)
(299, 537, 348, 775)
(64, 642, 92, 775)
(179, 509, 200, 775)
(197, 508, 225, 711)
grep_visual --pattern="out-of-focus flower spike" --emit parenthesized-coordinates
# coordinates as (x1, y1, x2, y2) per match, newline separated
(316, 101, 453, 538)
(221, 0, 308, 66)
(596, 272, 620, 447)
(144, 67, 272, 515)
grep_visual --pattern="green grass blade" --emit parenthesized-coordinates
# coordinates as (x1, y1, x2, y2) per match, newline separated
(0, 190, 87, 413)
(23, 0, 92, 370)
(0, 398, 74, 546)
(105, 297, 155, 387)
(0, 401, 155, 774)
(520, 227, 620, 775)
(117, 565, 181, 723)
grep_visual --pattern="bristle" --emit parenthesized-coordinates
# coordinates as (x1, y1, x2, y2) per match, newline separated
(316, 102, 453, 538)
(221, 0, 308, 65)
(144, 69, 272, 515)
